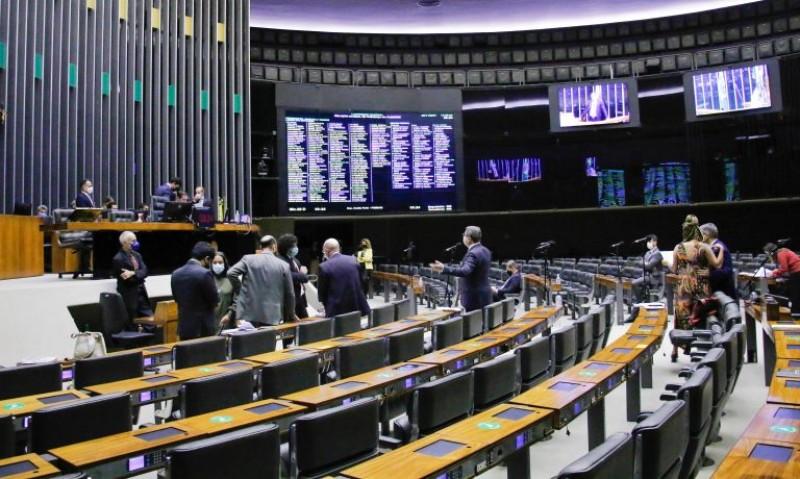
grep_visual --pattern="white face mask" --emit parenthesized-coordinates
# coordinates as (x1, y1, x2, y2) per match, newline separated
(86, 187, 94, 195)
(211, 264, 225, 275)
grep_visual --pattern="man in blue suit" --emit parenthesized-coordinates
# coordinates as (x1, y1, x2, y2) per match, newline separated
(171, 242, 220, 339)
(493, 260, 522, 301)
(74, 179, 96, 207)
(154, 176, 182, 201)
(431, 226, 493, 313)
(318, 238, 370, 318)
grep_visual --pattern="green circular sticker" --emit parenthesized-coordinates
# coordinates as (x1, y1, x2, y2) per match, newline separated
(578, 370, 598, 378)
(770, 425, 798, 434)
(210, 415, 233, 424)
(2, 402, 24, 411)
(477, 422, 502, 430)
(199, 367, 214, 373)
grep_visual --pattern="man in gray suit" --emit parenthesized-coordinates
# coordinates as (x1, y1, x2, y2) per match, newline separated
(631, 234, 664, 305)
(222, 235, 295, 328)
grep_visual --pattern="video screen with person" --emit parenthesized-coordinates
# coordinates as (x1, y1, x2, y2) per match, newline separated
(476, 158, 542, 183)
(550, 79, 639, 131)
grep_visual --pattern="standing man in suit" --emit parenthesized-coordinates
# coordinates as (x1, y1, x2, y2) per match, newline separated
(277, 234, 310, 320)
(112, 231, 153, 325)
(631, 234, 665, 305)
(171, 242, 220, 339)
(431, 226, 492, 313)
(493, 260, 522, 301)
(318, 238, 370, 318)
(74, 179, 96, 207)
(154, 177, 181, 201)
(223, 235, 295, 328)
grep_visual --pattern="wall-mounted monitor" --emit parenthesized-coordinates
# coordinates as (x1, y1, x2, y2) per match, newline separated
(724, 161, 740, 202)
(684, 59, 782, 121)
(585, 157, 598, 177)
(477, 158, 542, 183)
(597, 169, 626, 208)
(643, 162, 691, 205)
(549, 78, 640, 132)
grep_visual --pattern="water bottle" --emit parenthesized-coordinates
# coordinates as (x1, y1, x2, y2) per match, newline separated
(555, 274, 562, 285)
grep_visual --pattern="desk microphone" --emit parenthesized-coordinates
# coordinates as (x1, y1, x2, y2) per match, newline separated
(633, 236, 649, 244)
(610, 241, 625, 249)
(443, 243, 461, 252)
(536, 240, 556, 250)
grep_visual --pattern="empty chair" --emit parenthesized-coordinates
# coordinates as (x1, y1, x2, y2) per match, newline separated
(0, 362, 62, 400)
(461, 309, 484, 339)
(335, 338, 388, 380)
(554, 432, 635, 479)
(433, 316, 464, 351)
(180, 369, 254, 418)
(228, 329, 277, 359)
(284, 398, 380, 478)
(393, 299, 412, 322)
(388, 328, 424, 363)
(333, 311, 363, 336)
(687, 348, 728, 445)
(173, 337, 227, 369)
(472, 354, 521, 411)
(501, 297, 517, 322)
(369, 303, 395, 327)
(99, 291, 154, 349)
(666, 367, 714, 479)
(74, 351, 143, 389)
(551, 324, 578, 375)
(516, 336, 551, 390)
(483, 301, 504, 330)
(297, 318, 333, 345)
(168, 424, 280, 479)
(0, 415, 13, 459)
(589, 309, 606, 356)
(574, 314, 594, 363)
(30, 393, 132, 453)
(392, 371, 474, 444)
(260, 354, 320, 399)
(633, 400, 689, 479)
(600, 297, 615, 347)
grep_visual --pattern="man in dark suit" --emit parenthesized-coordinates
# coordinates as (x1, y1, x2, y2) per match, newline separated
(171, 242, 220, 339)
(153, 176, 181, 201)
(431, 226, 493, 313)
(631, 234, 665, 305)
(111, 231, 153, 325)
(318, 238, 370, 318)
(74, 179, 96, 207)
(493, 260, 522, 301)
(192, 186, 213, 208)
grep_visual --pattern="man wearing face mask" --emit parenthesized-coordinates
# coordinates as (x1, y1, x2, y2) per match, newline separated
(74, 179, 96, 207)
(112, 231, 153, 327)
(171, 242, 220, 339)
(431, 226, 492, 313)
(277, 234, 310, 320)
(492, 260, 522, 301)
(631, 234, 664, 306)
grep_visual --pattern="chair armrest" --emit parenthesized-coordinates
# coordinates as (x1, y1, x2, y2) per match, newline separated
(133, 316, 160, 326)
(693, 340, 714, 350)
(636, 411, 654, 422)
(659, 392, 678, 401)
(678, 369, 693, 378)
(379, 435, 404, 450)
(665, 382, 683, 391)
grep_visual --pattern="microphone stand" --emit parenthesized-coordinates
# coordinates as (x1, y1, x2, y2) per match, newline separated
(443, 247, 457, 308)
(743, 249, 776, 301)
(641, 243, 650, 301)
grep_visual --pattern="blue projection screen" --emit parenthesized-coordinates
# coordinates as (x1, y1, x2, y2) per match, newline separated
(477, 158, 542, 183)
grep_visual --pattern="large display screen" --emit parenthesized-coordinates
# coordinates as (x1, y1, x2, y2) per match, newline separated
(597, 169, 626, 207)
(684, 60, 782, 121)
(477, 158, 542, 183)
(549, 79, 640, 131)
(643, 162, 691, 205)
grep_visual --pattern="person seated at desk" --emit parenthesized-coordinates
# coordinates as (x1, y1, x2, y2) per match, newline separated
(318, 238, 370, 318)
(154, 177, 181, 201)
(631, 234, 665, 305)
(74, 179, 96, 207)
(177, 191, 191, 202)
(492, 260, 522, 301)
(171, 242, 220, 340)
(765, 242, 800, 317)
(192, 186, 213, 208)
(112, 231, 153, 325)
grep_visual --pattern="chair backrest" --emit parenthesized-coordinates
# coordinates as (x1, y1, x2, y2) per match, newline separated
(388, 328, 425, 364)
(52, 208, 74, 224)
(472, 354, 520, 410)
(433, 317, 464, 351)
(369, 303, 395, 327)
(554, 432, 635, 479)
(601, 298, 615, 347)
(297, 318, 333, 345)
(336, 339, 388, 379)
(229, 329, 277, 359)
(0, 362, 62, 400)
(393, 299, 412, 322)
(483, 301, 504, 330)
(173, 337, 228, 370)
(290, 398, 379, 478)
(0, 415, 13, 459)
(515, 336, 551, 388)
(695, 348, 728, 405)
(180, 369, 254, 417)
(677, 367, 714, 435)
(574, 314, 594, 362)
(99, 291, 130, 336)
(167, 424, 280, 479)
(501, 297, 516, 322)
(633, 400, 689, 479)
(551, 324, 577, 374)
(30, 393, 132, 453)
(461, 309, 484, 339)
(150, 195, 170, 221)
(716, 330, 740, 387)
(589, 309, 606, 355)
(74, 352, 144, 389)
(333, 311, 363, 337)
(108, 210, 136, 223)
(413, 371, 474, 435)
(260, 354, 320, 399)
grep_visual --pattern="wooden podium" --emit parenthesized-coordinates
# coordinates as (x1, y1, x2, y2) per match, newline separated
(0, 215, 44, 280)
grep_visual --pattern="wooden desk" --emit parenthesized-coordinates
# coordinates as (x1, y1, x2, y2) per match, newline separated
(370, 271, 422, 311)
(628, 307, 668, 336)
(739, 404, 800, 445)
(44, 222, 259, 233)
(0, 215, 44, 280)
(484, 316, 549, 347)
(756, 302, 800, 385)
(595, 275, 632, 324)
(133, 301, 179, 344)
(776, 330, 800, 360)
(521, 274, 561, 311)
(50, 399, 304, 478)
(0, 454, 60, 479)
(280, 362, 437, 410)
(769, 359, 800, 406)
(348, 319, 429, 339)
(302, 337, 365, 364)
(341, 404, 553, 479)
(245, 348, 319, 366)
(405, 310, 457, 326)
(412, 335, 510, 376)
(1, 390, 89, 431)
(510, 375, 595, 429)
(712, 437, 800, 478)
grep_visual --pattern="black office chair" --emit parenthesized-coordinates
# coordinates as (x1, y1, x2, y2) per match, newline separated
(662, 367, 714, 479)
(0, 362, 62, 400)
(334, 338, 388, 380)
(483, 301, 504, 331)
(107, 210, 136, 222)
(333, 311, 363, 337)
(600, 296, 615, 347)
(0, 415, 13, 459)
(167, 424, 280, 479)
(633, 400, 689, 479)
(574, 314, 594, 363)
(73, 351, 143, 389)
(393, 299, 412, 322)
(461, 309, 484, 339)
(173, 337, 227, 369)
(682, 348, 728, 446)
(392, 371, 474, 444)
(551, 324, 578, 375)
(472, 354, 521, 412)
(432, 316, 464, 351)
(283, 398, 380, 479)
(260, 354, 320, 399)
(180, 369, 254, 417)
(501, 297, 516, 322)
(369, 303, 395, 327)
(30, 393, 132, 453)
(228, 329, 277, 359)
(388, 328, 425, 364)
(297, 318, 333, 345)
(554, 432, 635, 479)
(589, 309, 606, 356)
(515, 335, 551, 390)
(99, 291, 154, 349)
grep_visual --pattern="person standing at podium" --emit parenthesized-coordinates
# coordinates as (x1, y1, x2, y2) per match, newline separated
(171, 242, 220, 339)
(112, 231, 153, 325)
(431, 226, 492, 313)
(74, 179, 95, 207)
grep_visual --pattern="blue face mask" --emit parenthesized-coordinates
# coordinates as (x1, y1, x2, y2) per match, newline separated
(131, 240, 141, 252)
(288, 246, 299, 258)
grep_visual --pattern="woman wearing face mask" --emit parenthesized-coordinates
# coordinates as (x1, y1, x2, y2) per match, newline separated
(356, 238, 374, 295)
(277, 234, 309, 320)
(211, 252, 235, 329)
